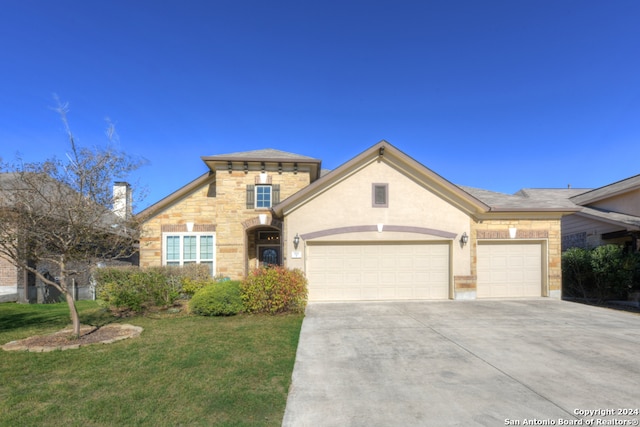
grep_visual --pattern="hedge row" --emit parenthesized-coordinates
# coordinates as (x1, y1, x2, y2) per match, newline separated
(562, 244, 640, 302)
(94, 265, 308, 316)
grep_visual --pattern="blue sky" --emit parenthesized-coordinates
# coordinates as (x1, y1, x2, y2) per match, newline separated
(1, 1, 639, 211)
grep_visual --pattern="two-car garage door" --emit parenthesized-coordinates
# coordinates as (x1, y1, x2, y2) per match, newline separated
(306, 242, 450, 301)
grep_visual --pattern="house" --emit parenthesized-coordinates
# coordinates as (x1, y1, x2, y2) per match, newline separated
(560, 174, 640, 252)
(0, 174, 135, 303)
(139, 141, 579, 301)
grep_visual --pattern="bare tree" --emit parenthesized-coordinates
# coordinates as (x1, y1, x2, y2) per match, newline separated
(0, 101, 144, 338)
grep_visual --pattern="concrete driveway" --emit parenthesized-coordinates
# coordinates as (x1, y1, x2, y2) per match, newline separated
(282, 299, 640, 426)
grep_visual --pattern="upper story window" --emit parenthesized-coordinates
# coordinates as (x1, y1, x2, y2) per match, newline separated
(256, 185, 271, 208)
(246, 184, 280, 209)
(372, 183, 388, 208)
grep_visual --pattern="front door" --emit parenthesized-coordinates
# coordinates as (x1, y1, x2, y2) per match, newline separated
(258, 245, 281, 267)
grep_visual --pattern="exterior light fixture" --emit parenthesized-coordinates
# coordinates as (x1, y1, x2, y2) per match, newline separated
(243, 162, 248, 174)
(379, 146, 385, 156)
(293, 233, 300, 250)
(460, 232, 469, 245)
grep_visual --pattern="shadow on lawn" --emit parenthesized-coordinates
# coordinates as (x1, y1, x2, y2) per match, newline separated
(0, 302, 116, 333)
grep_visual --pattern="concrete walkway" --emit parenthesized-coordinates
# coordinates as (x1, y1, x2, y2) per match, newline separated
(282, 299, 640, 426)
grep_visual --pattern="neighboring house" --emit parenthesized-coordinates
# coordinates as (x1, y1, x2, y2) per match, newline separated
(560, 174, 640, 252)
(139, 141, 579, 301)
(0, 174, 134, 303)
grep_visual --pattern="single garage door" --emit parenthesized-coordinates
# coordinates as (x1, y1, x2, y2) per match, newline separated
(477, 242, 542, 298)
(306, 242, 450, 301)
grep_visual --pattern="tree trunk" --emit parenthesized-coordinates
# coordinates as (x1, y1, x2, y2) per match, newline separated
(65, 290, 81, 338)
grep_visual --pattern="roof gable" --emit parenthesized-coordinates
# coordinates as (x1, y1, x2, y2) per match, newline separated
(138, 172, 214, 220)
(273, 140, 490, 217)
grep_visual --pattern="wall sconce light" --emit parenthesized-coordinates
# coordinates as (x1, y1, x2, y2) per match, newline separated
(379, 146, 385, 156)
(460, 232, 469, 245)
(227, 161, 232, 173)
(243, 162, 248, 174)
(293, 233, 300, 250)
(293, 163, 298, 174)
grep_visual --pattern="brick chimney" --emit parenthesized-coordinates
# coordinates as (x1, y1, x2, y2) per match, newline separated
(113, 182, 132, 219)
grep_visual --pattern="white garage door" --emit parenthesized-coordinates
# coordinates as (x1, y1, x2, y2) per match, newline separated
(477, 243, 542, 298)
(306, 242, 450, 301)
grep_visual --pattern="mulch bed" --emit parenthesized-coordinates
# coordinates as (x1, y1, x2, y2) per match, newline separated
(2, 323, 143, 352)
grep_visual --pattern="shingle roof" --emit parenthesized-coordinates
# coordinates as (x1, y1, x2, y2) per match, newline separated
(459, 186, 582, 211)
(201, 148, 320, 162)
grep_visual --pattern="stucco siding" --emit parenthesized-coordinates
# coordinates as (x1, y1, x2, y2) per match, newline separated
(284, 159, 471, 278)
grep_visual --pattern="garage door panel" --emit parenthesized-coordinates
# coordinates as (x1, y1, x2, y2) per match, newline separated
(307, 243, 450, 301)
(477, 243, 542, 298)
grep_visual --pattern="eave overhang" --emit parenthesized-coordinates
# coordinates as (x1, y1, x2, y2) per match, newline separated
(572, 208, 640, 231)
(201, 153, 322, 182)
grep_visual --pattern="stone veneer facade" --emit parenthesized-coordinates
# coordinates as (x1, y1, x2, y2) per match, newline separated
(0, 256, 18, 290)
(139, 168, 311, 280)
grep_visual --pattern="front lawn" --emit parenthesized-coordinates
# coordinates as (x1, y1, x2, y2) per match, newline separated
(0, 301, 303, 427)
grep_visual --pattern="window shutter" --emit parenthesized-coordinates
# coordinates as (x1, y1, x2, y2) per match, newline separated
(246, 184, 255, 209)
(273, 184, 280, 204)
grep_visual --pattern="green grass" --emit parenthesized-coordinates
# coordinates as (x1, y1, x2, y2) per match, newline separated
(0, 301, 304, 427)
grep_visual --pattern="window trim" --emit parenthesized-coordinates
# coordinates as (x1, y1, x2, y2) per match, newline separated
(372, 183, 389, 208)
(162, 232, 216, 275)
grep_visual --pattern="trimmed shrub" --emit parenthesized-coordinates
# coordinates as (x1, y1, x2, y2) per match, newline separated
(143, 267, 181, 307)
(181, 277, 215, 297)
(562, 247, 593, 299)
(189, 281, 243, 316)
(241, 266, 308, 314)
(97, 277, 146, 312)
(562, 244, 639, 302)
(94, 264, 214, 313)
(590, 245, 635, 301)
